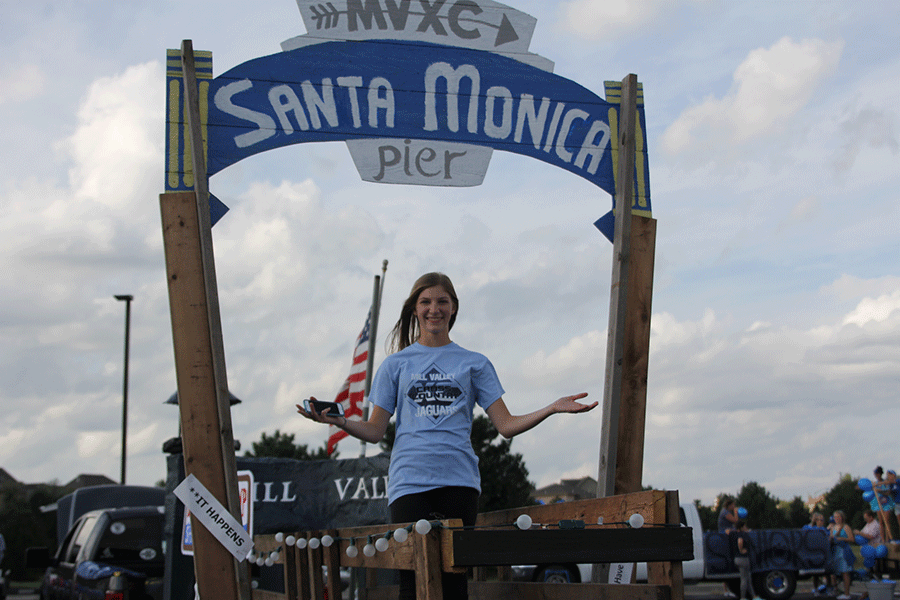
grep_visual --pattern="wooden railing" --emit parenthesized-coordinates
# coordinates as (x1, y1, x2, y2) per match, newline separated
(249, 489, 688, 600)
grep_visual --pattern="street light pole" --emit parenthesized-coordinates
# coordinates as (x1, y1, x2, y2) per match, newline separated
(114, 294, 133, 485)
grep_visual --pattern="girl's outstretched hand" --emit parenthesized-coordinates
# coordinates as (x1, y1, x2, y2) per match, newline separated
(552, 392, 597, 414)
(296, 396, 342, 425)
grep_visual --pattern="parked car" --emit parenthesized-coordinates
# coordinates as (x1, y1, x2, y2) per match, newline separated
(512, 501, 830, 600)
(27, 505, 165, 600)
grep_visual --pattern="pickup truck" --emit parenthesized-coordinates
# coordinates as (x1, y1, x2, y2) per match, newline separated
(512, 502, 830, 600)
(27, 505, 165, 600)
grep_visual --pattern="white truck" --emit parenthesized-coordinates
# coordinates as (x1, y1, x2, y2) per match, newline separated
(512, 502, 830, 600)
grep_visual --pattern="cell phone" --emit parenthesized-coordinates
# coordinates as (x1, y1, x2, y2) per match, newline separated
(302, 399, 345, 417)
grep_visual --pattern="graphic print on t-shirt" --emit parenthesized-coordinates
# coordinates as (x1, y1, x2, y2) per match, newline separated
(406, 365, 464, 424)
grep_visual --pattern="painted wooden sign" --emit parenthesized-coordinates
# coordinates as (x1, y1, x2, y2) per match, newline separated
(164, 1, 652, 235)
(283, 0, 554, 187)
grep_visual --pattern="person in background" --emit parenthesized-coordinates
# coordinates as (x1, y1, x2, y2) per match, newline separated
(887, 469, 900, 542)
(719, 498, 739, 532)
(829, 510, 854, 600)
(872, 466, 896, 541)
(718, 498, 740, 597)
(730, 520, 760, 600)
(298, 272, 597, 600)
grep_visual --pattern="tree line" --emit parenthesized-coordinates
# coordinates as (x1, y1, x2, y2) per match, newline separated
(692, 474, 875, 532)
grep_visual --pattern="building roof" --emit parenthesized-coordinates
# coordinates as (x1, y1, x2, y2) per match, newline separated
(0, 468, 17, 486)
(532, 476, 598, 501)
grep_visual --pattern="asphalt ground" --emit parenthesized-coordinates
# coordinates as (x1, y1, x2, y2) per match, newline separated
(685, 580, 894, 599)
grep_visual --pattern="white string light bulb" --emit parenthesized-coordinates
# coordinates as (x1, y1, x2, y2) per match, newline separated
(264, 557, 274, 567)
(296, 538, 308, 550)
(285, 535, 296, 546)
(375, 537, 390, 552)
(346, 544, 359, 558)
(274, 532, 284, 543)
(628, 513, 645, 529)
(308, 537, 321, 550)
(393, 527, 409, 543)
(516, 514, 533, 530)
(415, 519, 432, 535)
(363, 543, 376, 557)
(321, 535, 334, 547)
(270, 551, 280, 562)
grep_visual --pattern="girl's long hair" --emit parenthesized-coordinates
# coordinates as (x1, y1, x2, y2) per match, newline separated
(387, 272, 458, 353)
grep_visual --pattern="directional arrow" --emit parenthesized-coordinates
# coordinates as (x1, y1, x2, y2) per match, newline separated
(495, 13, 519, 46)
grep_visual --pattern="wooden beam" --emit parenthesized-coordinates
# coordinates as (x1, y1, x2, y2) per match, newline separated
(476, 490, 666, 529)
(615, 214, 657, 495)
(598, 73, 638, 497)
(176, 37, 248, 600)
(160, 190, 240, 600)
(648, 491, 685, 600)
(450, 528, 693, 566)
(368, 583, 671, 600)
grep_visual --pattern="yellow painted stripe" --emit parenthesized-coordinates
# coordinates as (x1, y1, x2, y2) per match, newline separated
(182, 90, 193, 189)
(167, 79, 182, 190)
(200, 81, 209, 172)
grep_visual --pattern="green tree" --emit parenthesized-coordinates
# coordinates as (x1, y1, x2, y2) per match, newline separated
(379, 415, 535, 512)
(244, 429, 333, 460)
(823, 473, 868, 530)
(783, 495, 811, 528)
(0, 483, 64, 580)
(736, 481, 789, 529)
(694, 499, 717, 531)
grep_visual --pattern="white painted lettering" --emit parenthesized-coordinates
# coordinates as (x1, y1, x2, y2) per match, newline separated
(337, 76, 364, 128)
(574, 120, 611, 174)
(484, 86, 513, 139)
(281, 481, 297, 502)
(352, 477, 371, 500)
(335, 478, 354, 501)
(368, 77, 395, 127)
(542, 102, 565, 153)
(555, 108, 589, 163)
(214, 79, 276, 148)
(268, 84, 310, 134)
(301, 78, 339, 129)
(514, 94, 550, 149)
(370, 477, 386, 499)
(424, 62, 480, 133)
(261, 482, 278, 502)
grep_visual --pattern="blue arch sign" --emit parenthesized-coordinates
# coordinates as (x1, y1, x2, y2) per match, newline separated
(166, 39, 651, 236)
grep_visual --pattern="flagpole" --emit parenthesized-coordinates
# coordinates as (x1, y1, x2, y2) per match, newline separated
(359, 260, 388, 458)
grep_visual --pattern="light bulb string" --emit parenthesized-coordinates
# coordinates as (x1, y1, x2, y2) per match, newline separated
(251, 514, 677, 560)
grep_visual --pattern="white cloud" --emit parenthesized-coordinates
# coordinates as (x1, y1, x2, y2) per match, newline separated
(559, 0, 671, 38)
(0, 63, 45, 105)
(843, 290, 900, 327)
(64, 61, 163, 209)
(661, 37, 844, 155)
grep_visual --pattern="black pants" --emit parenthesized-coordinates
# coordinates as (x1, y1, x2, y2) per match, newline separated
(390, 486, 479, 600)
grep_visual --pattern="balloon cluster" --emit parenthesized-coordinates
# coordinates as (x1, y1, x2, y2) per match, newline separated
(855, 479, 889, 568)
(737, 507, 748, 519)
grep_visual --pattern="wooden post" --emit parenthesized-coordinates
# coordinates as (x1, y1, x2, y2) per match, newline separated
(597, 73, 638, 498)
(160, 191, 241, 600)
(615, 214, 656, 495)
(157, 37, 248, 600)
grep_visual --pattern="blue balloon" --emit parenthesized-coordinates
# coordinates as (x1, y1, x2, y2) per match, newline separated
(864, 556, 877, 569)
(738, 507, 748, 518)
(863, 490, 875, 502)
(861, 544, 877, 558)
(876, 544, 888, 558)
(856, 534, 869, 546)
(859, 478, 873, 491)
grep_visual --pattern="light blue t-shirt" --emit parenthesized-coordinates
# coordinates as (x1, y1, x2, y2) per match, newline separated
(371, 342, 504, 504)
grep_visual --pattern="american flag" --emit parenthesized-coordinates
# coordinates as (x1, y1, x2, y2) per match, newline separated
(327, 309, 372, 456)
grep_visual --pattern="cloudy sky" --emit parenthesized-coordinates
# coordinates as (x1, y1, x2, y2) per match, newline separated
(1, 0, 897, 507)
